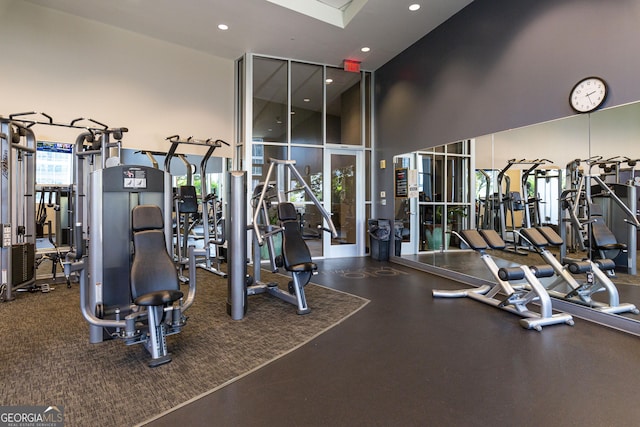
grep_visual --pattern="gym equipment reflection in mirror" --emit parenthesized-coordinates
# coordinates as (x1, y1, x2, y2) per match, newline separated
(394, 101, 640, 335)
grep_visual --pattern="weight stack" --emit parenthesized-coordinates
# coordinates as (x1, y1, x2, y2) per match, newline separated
(11, 243, 35, 284)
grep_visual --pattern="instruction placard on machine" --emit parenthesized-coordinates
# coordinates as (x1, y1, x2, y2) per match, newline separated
(1, 223, 11, 247)
(123, 167, 147, 189)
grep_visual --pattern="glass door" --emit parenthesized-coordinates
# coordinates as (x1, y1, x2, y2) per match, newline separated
(324, 149, 363, 257)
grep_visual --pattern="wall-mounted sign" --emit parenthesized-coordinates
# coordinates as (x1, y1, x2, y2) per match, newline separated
(395, 167, 408, 197)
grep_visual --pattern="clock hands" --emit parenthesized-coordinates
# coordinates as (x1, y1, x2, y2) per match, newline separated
(585, 90, 596, 104)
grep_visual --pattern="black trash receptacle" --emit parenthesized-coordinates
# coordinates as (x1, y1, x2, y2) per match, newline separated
(368, 219, 391, 261)
(393, 221, 404, 256)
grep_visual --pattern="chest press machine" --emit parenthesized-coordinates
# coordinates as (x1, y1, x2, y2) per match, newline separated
(227, 159, 337, 319)
(64, 164, 197, 367)
(517, 226, 638, 315)
(433, 229, 574, 331)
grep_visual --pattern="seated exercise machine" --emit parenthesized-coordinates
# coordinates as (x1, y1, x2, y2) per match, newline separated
(517, 226, 638, 315)
(588, 203, 628, 268)
(165, 135, 229, 280)
(277, 202, 318, 306)
(130, 205, 186, 366)
(226, 159, 337, 319)
(64, 164, 196, 367)
(432, 229, 574, 331)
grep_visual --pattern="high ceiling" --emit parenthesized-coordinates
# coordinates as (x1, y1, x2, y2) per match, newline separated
(24, 0, 473, 70)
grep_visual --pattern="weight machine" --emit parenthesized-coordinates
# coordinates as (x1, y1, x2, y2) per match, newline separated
(64, 164, 197, 366)
(518, 227, 638, 315)
(227, 159, 337, 319)
(1, 111, 127, 300)
(559, 157, 639, 274)
(34, 185, 73, 286)
(497, 159, 538, 255)
(432, 229, 574, 331)
(0, 117, 37, 301)
(164, 135, 229, 279)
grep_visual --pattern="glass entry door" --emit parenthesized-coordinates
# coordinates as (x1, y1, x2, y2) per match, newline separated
(324, 149, 363, 258)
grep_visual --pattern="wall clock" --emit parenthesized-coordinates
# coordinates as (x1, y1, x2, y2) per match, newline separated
(569, 76, 608, 113)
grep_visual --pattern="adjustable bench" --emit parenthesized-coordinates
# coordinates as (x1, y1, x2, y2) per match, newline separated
(518, 226, 638, 315)
(432, 229, 574, 331)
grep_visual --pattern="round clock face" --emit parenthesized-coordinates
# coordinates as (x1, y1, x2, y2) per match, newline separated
(570, 77, 607, 113)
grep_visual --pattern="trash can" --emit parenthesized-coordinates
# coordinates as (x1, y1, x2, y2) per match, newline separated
(368, 219, 391, 261)
(393, 221, 404, 256)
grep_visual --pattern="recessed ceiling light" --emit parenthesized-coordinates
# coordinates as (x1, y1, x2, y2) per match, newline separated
(218, 24, 229, 30)
(361, 47, 370, 52)
(409, 4, 420, 11)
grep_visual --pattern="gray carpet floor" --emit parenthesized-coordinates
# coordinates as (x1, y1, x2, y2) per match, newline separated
(0, 268, 369, 427)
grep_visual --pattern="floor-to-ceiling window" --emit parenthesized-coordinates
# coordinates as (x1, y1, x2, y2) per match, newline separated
(237, 54, 372, 258)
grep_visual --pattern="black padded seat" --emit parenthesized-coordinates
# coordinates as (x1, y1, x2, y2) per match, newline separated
(478, 229, 507, 250)
(590, 204, 627, 251)
(459, 229, 488, 251)
(536, 226, 564, 246)
(287, 262, 318, 273)
(131, 205, 183, 306)
(135, 290, 184, 307)
(520, 228, 548, 247)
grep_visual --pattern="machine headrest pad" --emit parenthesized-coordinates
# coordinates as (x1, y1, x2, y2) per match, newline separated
(278, 202, 298, 222)
(132, 205, 164, 232)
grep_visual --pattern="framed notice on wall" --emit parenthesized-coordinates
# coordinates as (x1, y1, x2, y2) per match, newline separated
(395, 167, 408, 197)
(408, 169, 419, 198)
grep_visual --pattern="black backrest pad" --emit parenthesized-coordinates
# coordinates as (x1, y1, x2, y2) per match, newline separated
(478, 229, 507, 250)
(591, 218, 620, 247)
(179, 185, 198, 213)
(132, 204, 164, 231)
(536, 226, 564, 246)
(278, 202, 311, 269)
(459, 229, 488, 251)
(520, 228, 548, 247)
(131, 205, 179, 299)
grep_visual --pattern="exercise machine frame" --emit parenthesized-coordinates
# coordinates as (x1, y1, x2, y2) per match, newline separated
(433, 229, 574, 331)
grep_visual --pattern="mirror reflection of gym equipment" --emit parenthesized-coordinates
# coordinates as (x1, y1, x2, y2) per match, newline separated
(395, 101, 640, 335)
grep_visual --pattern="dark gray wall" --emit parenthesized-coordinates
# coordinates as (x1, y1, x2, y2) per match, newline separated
(374, 0, 640, 218)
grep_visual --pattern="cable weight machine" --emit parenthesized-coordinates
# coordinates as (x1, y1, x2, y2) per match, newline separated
(164, 135, 229, 279)
(0, 117, 37, 301)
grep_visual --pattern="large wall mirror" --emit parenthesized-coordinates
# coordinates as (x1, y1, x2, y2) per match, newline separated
(394, 101, 640, 332)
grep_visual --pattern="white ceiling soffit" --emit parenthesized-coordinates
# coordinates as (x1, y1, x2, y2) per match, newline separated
(21, 0, 474, 70)
(266, 0, 367, 28)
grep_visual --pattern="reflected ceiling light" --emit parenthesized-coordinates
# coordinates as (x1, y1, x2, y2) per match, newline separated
(326, 78, 333, 84)
(217, 24, 229, 30)
(409, 4, 420, 11)
(361, 47, 370, 52)
(303, 98, 310, 102)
